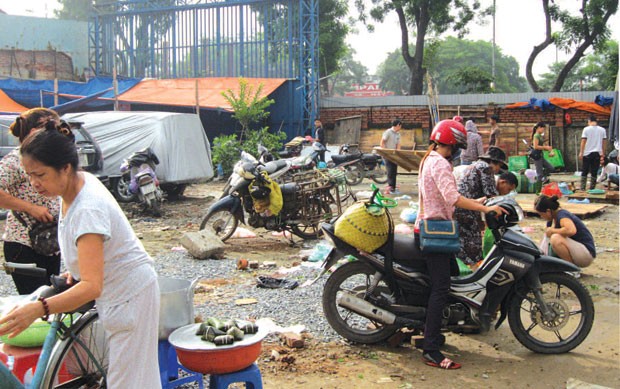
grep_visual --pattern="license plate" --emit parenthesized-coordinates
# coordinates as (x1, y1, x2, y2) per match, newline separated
(79, 153, 89, 167)
(140, 182, 156, 194)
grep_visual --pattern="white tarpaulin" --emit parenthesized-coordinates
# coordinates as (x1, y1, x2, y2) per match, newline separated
(62, 111, 214, 184)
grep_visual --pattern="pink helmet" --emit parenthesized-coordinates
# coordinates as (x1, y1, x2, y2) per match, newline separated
(430, 120, 468, 149)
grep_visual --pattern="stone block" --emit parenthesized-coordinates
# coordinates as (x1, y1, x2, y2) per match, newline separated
(180, 227, 226, 259)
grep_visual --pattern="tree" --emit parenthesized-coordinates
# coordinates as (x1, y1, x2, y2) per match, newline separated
(55, 0, 95, 20)
(377, 37, 527, 94)
(526, 0, 618, 92)
(328, 46, 369, 96)
(318, 0, 350, 94)
(537, 40, 619, 91)
(355, 0, 487, 95)
(221, 78, 275, 141)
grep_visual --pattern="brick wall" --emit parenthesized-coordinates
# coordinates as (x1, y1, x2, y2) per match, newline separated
(320, 105, 611, 171)
(0, 49, 76, 80)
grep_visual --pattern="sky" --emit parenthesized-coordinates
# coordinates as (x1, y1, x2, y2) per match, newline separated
(1, 0, 618, 78)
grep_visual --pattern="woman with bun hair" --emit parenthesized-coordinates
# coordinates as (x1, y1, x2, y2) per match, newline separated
(530, 121, 555, 184)
(0, 123, 162, 387)
(534, 195, 595, 267)
(0, 108, 61, 294)
(415, 119, 505, 370)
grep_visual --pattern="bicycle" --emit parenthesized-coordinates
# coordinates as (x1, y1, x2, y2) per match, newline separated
(0, 262, 108, 388)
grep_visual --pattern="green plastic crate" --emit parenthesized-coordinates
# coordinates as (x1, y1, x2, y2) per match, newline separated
(543, 148, 565, 169)
(508, 155, 529, 172)
(516, 173, 543, 194)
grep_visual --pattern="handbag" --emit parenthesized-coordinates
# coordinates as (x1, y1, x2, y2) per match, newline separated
(12, 212, 60, 256)
(419, 219, 460, 254)
(529, 148, 543, 161)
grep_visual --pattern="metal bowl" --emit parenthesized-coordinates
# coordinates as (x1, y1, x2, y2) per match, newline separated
(168, 323, 267, 374)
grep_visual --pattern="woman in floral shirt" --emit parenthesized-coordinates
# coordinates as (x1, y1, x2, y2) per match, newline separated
(0, 108, 61, 294)
(415, 120, 505, 370)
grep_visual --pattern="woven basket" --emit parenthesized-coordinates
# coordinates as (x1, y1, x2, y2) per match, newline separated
(334, 201, 390, 252)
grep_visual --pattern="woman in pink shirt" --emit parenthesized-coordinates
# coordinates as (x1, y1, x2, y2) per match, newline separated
(415, 119, 505, 370)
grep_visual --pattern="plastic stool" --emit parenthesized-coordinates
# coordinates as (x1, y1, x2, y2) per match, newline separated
(158, 340, 204, 389)
(209, 363, 263, 389)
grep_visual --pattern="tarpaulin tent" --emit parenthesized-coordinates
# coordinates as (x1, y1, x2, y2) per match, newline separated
(0, 89, 28, 114)
(117, 77, 287, 110)
(0, 77, 141, 108)
(505, 96, 612, 115)
(62, 111, 214, 184)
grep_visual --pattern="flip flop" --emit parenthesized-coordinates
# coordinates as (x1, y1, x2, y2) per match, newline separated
(423, 357, 461, 370)
(422, 352, 461, 370)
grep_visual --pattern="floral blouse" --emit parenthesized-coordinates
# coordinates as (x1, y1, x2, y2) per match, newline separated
(0, 149, 60, 246)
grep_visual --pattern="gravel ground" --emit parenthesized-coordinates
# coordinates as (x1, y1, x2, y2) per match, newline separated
(0, 248, 339, 342)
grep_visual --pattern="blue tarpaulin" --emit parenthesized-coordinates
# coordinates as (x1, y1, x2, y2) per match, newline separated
(0, 76, 141, 108)
(595, 94, 614, 106)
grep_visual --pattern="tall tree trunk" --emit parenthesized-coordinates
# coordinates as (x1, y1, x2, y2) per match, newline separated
(396, 3, 429, 95)
(525, 0, 554, 92)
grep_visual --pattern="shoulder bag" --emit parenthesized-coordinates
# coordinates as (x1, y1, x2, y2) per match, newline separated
(12, 211, 60, 256)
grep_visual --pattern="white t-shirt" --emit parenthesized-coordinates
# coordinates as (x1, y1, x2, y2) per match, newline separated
(382, 128, 400, 149)
(59, 172, 156, 307)
(581, 125, 607, 156)
(597, 163, 619, 183)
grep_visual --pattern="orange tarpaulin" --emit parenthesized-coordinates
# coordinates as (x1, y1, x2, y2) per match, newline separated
(548, 97, 611, 116)
(117, 77, 287, 110)
(0, 89, 28, 113)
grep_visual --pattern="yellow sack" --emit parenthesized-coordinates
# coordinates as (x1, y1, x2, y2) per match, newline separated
(251, 172, 283, 216)
(334, 201, 390, 252)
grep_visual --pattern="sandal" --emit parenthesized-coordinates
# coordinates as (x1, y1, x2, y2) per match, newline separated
(422, 351, 461, 370)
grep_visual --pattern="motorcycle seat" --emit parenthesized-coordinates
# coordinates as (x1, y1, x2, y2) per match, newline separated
(279, 183, 298, 196)
(361, 153, 380, 162)
(377, 234, 427, 271)
(331, 153, 361, 164)
(258, 160, 289, 175)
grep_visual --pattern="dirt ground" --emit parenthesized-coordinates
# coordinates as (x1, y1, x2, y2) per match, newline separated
(129, 174, 619, 389)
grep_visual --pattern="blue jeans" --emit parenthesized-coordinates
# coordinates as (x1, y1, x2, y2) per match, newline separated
(609, 173, 619, 185)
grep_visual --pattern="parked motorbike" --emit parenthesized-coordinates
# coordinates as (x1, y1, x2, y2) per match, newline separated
(313, 191, 594, 354)
(329, 144, 387, 186)
(203, 156, 340, 241)
(119, 148, 164, 216)
(221, 149, 291, 198)
(277, 136, 313, 158)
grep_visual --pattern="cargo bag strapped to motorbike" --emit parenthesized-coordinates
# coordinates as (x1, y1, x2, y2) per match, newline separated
(334, 199, 390, 253)
(250, 171, 283, 217)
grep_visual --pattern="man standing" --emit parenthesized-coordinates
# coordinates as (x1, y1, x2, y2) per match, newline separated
(314, 119, 326, 163)
(579, 115, 607, 191)
(380, 119, 402, 194)
(488, 115, 500, 149)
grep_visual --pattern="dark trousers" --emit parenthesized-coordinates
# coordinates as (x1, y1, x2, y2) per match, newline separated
(582, 152, 600, 180)
(4, 241, 61, 295)
(384, 158, 398, 188)
(414, 234, 451, 351)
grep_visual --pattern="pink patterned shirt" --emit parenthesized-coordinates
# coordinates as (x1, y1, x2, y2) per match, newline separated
(0, 149, 60, 245)
(414, 150, 461, 231)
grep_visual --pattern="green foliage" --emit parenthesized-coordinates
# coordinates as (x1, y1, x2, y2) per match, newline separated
(212, 128, 286, 177)
(211, 134, 240, 177)
(377, 37, 528, 94)
(222, 78, 275, 141)
(330, 46, 369, 96)
(319, 0, 350, 83)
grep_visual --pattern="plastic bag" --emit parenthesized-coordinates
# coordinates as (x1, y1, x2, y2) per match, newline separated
(307, 243, 332, 262)
(539, 235, 549, 256)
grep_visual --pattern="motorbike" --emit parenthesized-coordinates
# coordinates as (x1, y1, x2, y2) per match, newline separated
(221, 149, 292, 198)
(119, 148, 164, 216)
(329, 144, 387, 186)
(277, 136, 313, 158)
(202, 155, 341, 241)
(313, 191, 594, 354)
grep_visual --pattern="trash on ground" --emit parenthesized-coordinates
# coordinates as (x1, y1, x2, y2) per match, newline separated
(355, 191, 374, 199)
(568, 198, 591, 204)
(234, 298, 258, 306)
(393, 194, 411, 201)
(256, 276, 299, 290)
(307, 242, 332, 262)
(271, 230, 293, 238)
(171, 246, 187, 252)
(394, 223, 413, 234)
(255, 318, 305, 335)
(231, 227, 257, 238)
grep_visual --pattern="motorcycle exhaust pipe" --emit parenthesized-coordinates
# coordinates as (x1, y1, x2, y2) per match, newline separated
(337, 292, 397, 325)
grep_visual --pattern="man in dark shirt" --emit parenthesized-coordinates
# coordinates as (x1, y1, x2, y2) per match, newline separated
(314, 119, 326, 162)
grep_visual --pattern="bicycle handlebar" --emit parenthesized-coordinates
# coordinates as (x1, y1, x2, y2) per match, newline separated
(3, 262, 47, 278)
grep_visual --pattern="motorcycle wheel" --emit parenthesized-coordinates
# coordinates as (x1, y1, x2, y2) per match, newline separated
(507, 272, 594, 354)
(200, 209, 238, 242)
(322, 261, 398, 344)
(344, 162, 364, 186)
(290, 200, 331, 239)
(113, 176, 137, 203)
(371, 160, 388, 184)
(150, 197, 162, 217)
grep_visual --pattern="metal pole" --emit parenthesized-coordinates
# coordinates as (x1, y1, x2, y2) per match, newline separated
(491, 0, 496, 90)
